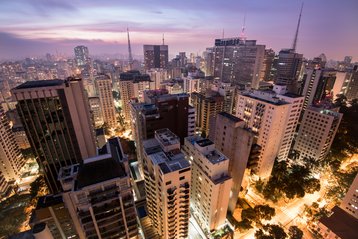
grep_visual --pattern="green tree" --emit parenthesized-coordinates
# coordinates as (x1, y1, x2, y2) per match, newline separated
(30, 175, 46, 199)
(288, 226, 303, 239)
(255, 224, 287, 239)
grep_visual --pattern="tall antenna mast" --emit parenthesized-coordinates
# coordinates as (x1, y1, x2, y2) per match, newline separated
(240, 14, 247, 42)
(162, 33, 165, 45)
(127, 27, 133, 70)
(222, 28, 225, 38)
(292, 2, 304, 52)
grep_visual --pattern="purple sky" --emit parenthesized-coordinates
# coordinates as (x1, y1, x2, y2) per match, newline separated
(0, 0, 357, 61)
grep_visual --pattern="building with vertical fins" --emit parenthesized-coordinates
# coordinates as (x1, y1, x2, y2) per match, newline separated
(183, 136, 232, 233)
(11, 78, 97, 193)
(95, 74, 117, 128)
(142, 129, 191, 239)
(59, 137, 138, 239)
(0, 104, 25, 183)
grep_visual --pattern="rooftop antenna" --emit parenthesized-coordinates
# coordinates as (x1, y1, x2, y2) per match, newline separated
(162, 33, 165, 45)
(239, 14, 247, 42)
(292, 2, 304, 52)
(222, 28, 225, 39)
(127, 27, 133, 70)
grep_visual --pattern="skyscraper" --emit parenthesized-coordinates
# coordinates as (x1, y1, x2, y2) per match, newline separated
(130, 90, 192, 168)
(183, 136, 232, 232)
(119, 70, 152, 121)
(59, 137, 138, 239)
(209, 112, 254, 212)
(142, 129, 191, 239)
(143, 45, 169, 69)
(344, 65, 358, 101)
(0, 104, 25, 182)
(235, 86, 303, 178)
(300, 69, 336, 111)
(208, 38, 265, 89)
(274, 49, 303, 93)
(12, 78, 97, 193)
(340, 173, 358, 219)
(95, 74, 117, 128)
(74, 46, 90, 67)
(191, 91, 224, 137)
(293, 106, 342, 161)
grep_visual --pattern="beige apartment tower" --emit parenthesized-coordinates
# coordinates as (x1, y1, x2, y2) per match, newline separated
(209, 112, 254, 213)
(95, 74, 117, 128)
(0, 104, 25, 182)
(142, 129, 191, 239)
(235, 86, 303, 178)
(183, 136, 232, 232)
(293, 106, 342, 161)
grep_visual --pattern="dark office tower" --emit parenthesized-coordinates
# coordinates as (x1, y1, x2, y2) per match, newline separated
(130, 90, 192, 166)
(260, 49, 276, 81)
(143, 45, 169, 69)
(74, 45, 90, 67)
(11, 78, 97, 193)
(191, 91, 224, 137)
(345, 65, 358, 101)
(300, 69, 336, 111)
(274, 49, 303, 93)
(208, 38, 265, 89)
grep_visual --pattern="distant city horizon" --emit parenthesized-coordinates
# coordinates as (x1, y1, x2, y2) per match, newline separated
(1, 0, 357, 61)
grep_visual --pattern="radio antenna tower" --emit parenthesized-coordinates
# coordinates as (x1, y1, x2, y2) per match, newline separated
(127, 27, 133, 70)
(292, 2, 304, 52)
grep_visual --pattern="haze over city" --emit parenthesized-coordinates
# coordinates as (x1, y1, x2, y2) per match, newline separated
(1, 0, 357, 60)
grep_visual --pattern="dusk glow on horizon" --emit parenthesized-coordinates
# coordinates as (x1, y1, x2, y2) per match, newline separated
(0, 0, 357, 60)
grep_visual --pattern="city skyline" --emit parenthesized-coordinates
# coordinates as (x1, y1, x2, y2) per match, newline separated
(1, 0, 357, 60)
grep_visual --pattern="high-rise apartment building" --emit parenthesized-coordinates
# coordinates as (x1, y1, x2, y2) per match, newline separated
(341, 173, 358, 219)
(274, 49, 303, 93)
(208, 38, 265, 88)
(293, 106, 342, 161)
(12, 78, 97, 193)
(300, 69, 336, 111)
(211, 81, 236, 114)
(95, 74, 117, 128)
(183, 136, 232, 232)
(130, 90, 192, 169)
(74, 46, 90, 67)
(59, 137, 138, 239)
(142, 129, 191, 239)
(144, 45, 169, 69)
(119, 71, 152, 121)
(209, 112, 254, 212)
(30, 194, 79, 239)
(344, 65, 358, 101)
(0, 172, 10, 199)
(235, 86, 303, 178)
(0, 104, 25, 182)
(191, 91, 224, 137)
(88, 97, 104, 127)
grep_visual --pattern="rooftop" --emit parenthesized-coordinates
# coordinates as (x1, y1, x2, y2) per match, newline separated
(119, 70, 151, 82)
(241, 90, 288, 106)
(155, 128, 180, 146)
(76, 157, 126, 189)
(186, 136, 227, 164)
(36, 194, 63, 209)
(143, 132, 190, 175)
(319, 206, 358, 239)
(218, 112, 242, 123)
(14, 79, 63, 90)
